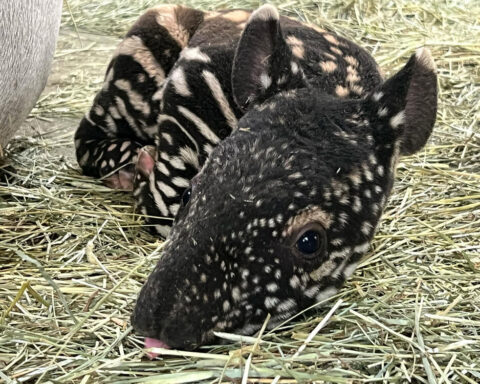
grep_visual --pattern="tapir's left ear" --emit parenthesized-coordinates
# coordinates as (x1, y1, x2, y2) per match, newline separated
(372, 48, 438, 155)
(232, 5, 306, 110)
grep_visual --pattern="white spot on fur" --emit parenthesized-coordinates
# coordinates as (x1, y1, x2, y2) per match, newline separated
(169, 203, 179, 216)
(390, 110, 405, 128)
(260, 72, 272, 89)
(335, 85, 349, 97)
(170, 67, 192, 97)
(330, 46, 342, 55)
(323, 33, 339, 45)
(180, 47, 211, 63)
(264, 296, 280, 309)
(329, 247, 352, 259)
(378, 107, 388, 117)
(171, 176, 189, 188)
(162, 132, 173, 145)
(290, 61, 299, 74)
(79, 150, 90, 166)
(232, 287, 241, 301)
(167, 156, 185, 171)
(266, 283, 278, 292)
(120, 141, 130, 152)
(320, 60, 337, 73)
(119, 150, 131, 163)
(315, 287, 338, 303)
(94, 105, 105, 116)
(154, 224, 170, 237)
(377, 165, 385, 176)
(286, 35, 305, 59)
(343, 262, 359, 278)
(223, 300, 230, 312)
(278, 299, 296, 312)
(330, 238, 343, 246)
(373, 91, 384, 102)
(354, 242, 370, 254)
(353, 196, 362, 213)
(305, 285, 321, 298)
(156, 181, 177, 198)
(361, 221, 373, 235)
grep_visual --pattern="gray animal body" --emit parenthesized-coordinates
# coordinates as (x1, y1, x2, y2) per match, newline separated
(74, 4, 438, 351)
(0, 0, 62, 154)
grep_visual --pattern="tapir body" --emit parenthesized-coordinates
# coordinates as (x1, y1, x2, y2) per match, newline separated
(74, 5, 437, 350)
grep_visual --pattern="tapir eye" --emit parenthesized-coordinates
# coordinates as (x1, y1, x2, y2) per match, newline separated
(297, 230, 321, 254)
(182, 188, 192, 206)
(293, 224, 327, 260)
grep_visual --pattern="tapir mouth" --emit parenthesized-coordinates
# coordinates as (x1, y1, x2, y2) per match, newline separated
(144, 337, 170, 359)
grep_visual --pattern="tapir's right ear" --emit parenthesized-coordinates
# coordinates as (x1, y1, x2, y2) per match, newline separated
(371, 48, 438, 155)
(232, 5, 306, 110)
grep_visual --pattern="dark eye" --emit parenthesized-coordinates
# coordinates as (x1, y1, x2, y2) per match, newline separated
(292, 223, 328, 261)
(182, 188, 192, 206)
(296, 230, 321, 254)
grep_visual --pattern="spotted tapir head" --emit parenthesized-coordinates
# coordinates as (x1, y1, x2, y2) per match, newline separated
(131, 5, 437, 351)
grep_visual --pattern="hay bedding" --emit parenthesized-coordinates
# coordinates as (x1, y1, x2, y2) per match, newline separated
(1, 0, 479, 382)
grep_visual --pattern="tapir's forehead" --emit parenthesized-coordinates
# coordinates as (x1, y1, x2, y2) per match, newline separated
(193, 95, 373, 192)
(177, 129, 372, 239)
(170, 95, 382, 249)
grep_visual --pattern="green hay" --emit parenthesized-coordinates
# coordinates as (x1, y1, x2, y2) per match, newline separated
(1, 0, 479, 383)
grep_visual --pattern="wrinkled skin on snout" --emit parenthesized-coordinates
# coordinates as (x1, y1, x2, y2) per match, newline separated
(131, 5, 437, 350)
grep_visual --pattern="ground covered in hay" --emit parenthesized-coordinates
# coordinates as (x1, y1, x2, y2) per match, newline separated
(1, 0, 479, 383)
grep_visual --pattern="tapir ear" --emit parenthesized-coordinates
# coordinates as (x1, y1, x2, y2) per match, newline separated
(232, 4, 306, 110)
(372, 48, 438, 155)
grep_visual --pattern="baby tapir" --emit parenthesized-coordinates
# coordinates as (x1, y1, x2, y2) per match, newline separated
(74, 4, 385, 235)
(74, 4, 437, 350)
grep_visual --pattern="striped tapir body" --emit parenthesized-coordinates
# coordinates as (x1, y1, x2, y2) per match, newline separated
(74, 5, 437, 351)
(74, 5, 383, 235)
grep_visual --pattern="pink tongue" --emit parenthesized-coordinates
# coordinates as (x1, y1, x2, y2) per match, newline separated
(144, 337, 170, 359)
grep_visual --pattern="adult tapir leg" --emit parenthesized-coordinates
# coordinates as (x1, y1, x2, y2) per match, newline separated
(74, 5, 204, 190)
(0, 0, 62, 158)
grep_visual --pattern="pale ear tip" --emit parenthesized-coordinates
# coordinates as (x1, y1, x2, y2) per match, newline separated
(415, 47, 437, 72)
(251, 4, 279, 22)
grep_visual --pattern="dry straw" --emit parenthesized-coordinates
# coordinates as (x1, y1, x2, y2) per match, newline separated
(1, 0, 479, 382)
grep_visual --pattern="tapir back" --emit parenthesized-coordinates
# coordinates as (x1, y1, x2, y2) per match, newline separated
(187, 11, 382, 100)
